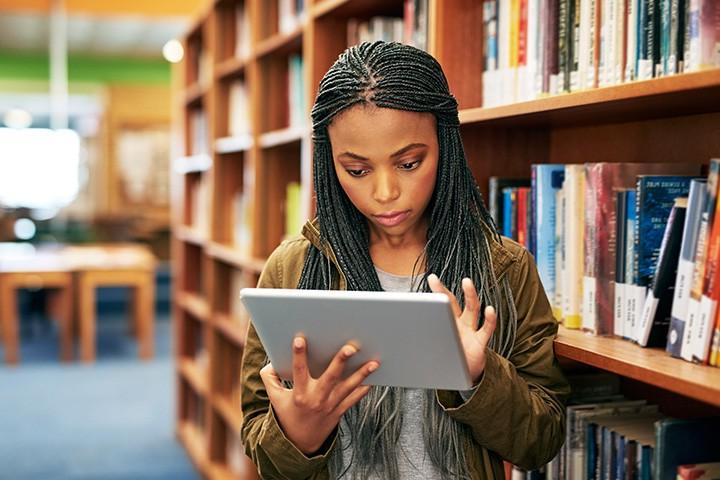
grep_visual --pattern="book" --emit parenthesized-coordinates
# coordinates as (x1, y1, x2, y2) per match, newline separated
(564, 164, 585, 330)
(489, 177, 531, 235)
(677, 462, 720, 479)
(582, 163, 699, 336)
(615, 189, 631, 338)
(683, 159, 720, 362)
(531, 165, 565, 307)
(632, 175, 694, 342)
(654, 417, 720, 480)
(637, 197, 687, 347)
(684, 0, 720, 72)
(667, 179, 707, 357)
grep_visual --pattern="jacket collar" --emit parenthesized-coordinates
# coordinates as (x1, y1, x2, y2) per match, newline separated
(301, 218, 515, 282)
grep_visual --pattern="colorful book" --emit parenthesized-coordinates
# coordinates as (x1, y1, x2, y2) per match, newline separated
(583, 163, 699, 336)
(564, 164, 585, 329)
(667, 179, 707, 357)
(682, 159, 720, 362)
(615, 189, 631, 338)
(489, 177, 531, 231)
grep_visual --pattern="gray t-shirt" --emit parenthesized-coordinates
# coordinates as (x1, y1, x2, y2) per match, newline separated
(337, 267, 443, 479)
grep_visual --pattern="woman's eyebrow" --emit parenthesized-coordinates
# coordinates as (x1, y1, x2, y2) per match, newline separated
(338, 143, 427, 161)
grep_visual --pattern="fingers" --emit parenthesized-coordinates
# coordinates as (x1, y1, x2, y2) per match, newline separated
(329, 360, 379, 409)
(427, 273, 462, 317)
(335, 384, 372, 416)
(461, 278, 481, 329)
(477, 305, 497, 348)
(260, 363, 285, 392)
(317, 343, 359, 396)
(291, 336, 310, 392)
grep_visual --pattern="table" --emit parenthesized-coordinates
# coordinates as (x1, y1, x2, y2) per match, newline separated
(0, 243, 156, 364)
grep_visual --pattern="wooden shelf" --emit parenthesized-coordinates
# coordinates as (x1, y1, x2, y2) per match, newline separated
(215, 134, 253, 154)
(177, 291, 210, 321)
(259, 125, 309, 149)
(173, 154, 211, 174)
(214, 313, 247, 347)
(216, 56, 251, 80)
(179, 358, 209, 395)
(312, 0, 404, 19)
(178, 422, 210, 477)
(460, 69, 720, 128)
(554, 326, 720, 408)
(213, 395, 244, 434)
(174, 224, 207, 246)
(206, 242, 266, 273)
(255, 24, 304, 59)
(185, 82, 207, 107)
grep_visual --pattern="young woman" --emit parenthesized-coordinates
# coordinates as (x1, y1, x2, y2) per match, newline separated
(241, 41, 569, 480)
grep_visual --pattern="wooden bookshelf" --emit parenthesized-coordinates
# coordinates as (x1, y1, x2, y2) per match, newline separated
(173, 0, 720, 477)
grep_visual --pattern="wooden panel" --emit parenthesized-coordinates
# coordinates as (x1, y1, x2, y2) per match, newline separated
(460, 69, 720, 127)
(260, 143, 302, 256)
(555, 326, 720, 408)
(461, 125, 551, 200)
(430, 0, 484, 110)
(549, 112, 720, 165)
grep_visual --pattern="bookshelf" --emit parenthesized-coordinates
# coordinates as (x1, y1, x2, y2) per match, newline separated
(173, 0, 720, 477)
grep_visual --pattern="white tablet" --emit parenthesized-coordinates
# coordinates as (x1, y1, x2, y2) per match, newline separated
(240, 288, 472, 390)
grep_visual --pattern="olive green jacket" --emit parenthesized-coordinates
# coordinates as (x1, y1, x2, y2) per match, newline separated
(240, 220, 570, 479)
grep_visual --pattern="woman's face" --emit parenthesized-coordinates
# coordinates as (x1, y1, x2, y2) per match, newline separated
(327, 105, 439, 242)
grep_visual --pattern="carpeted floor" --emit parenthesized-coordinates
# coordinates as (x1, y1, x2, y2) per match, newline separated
(0, 309, 199, 480)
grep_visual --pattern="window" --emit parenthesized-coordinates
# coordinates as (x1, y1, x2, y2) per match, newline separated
(0, 128, 80, 210)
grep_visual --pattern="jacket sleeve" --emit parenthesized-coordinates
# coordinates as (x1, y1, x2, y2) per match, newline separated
(435, 248, 570, 470)
(240, 242, 338, 479)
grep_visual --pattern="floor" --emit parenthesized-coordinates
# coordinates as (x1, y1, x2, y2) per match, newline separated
(0, 302, 199, 480)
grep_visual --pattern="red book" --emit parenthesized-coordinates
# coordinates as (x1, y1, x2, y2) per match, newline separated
(517, 187, 529, 247)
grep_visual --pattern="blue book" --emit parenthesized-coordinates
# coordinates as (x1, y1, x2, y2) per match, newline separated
(654, 417, 720, 480)
(666, 179, 707, 356)
(531, 164, 565, 303)
(502, 187, 513, 238)
(633, 176, 695, 288)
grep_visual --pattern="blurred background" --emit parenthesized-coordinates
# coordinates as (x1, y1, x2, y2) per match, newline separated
(0, 1, 203, 478)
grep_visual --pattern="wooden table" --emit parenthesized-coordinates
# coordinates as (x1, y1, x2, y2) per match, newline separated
(63, 245, 156, 363)
(0, 243, 156, 364)
(0, 249, 74, 364)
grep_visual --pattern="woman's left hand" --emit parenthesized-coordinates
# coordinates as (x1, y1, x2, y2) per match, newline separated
(427, 274, 497, 384)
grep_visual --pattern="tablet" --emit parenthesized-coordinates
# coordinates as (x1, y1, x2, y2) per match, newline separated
(240, 288, 472, 390)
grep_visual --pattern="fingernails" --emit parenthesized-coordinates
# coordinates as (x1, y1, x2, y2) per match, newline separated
(427, 273, 437, 282)
(294, 337, 304, 349)
(485, 305, 496, 317)
(344, 345, 357, 357)
(368, 362, 379, 372)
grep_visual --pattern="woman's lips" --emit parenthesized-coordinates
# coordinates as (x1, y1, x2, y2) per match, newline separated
(373, 210, 411, 227)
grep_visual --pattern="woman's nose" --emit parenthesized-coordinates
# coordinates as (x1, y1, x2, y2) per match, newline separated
(373, 170, 400, 204)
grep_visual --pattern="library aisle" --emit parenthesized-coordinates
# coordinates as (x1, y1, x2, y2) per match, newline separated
(0, 1, 204, 479)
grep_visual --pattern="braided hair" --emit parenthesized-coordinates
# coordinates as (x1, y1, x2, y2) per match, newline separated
(297, 41, 519, 479)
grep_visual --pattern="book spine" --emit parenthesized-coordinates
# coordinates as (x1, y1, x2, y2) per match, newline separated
(667, 179, 707, 356)
(559, 0, 570, 91)
(627, 0, 638, 79)
(625, 188, 637, 340)
(583, 164, 599, 332)
(556, 184, 567, 321)
(615, 189, 628, 337)
(503, 187, 514, 237)
(637, 199, 686, 347)
(682, 159, 720, 361)
(564, 165, 585, 329)
(518, 187, 529, 246)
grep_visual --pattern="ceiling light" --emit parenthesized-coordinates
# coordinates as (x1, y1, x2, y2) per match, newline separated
(163, 39, 184, 63)
(3, 108, 32, 128)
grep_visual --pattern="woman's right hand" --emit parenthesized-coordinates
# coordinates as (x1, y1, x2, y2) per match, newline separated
(259, 336, 380, 455)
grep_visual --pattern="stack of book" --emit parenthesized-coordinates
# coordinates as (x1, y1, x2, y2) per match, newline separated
(232, 189, 252, 255)
(515, 373, 720, 479)
(346, 0, 429, 50)
(228, 80, 250, 137)
(278, 0, 305, 34)
(491, 158, 720, 366)
(481, 0, 720, 107)
(234, 1, 251, 59)
(288, 54, 306, 128)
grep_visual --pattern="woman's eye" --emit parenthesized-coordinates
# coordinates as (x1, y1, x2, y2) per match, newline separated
(346, 168, 369, 177)
(398, 160, 421, 171)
